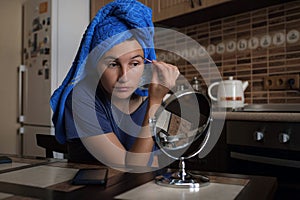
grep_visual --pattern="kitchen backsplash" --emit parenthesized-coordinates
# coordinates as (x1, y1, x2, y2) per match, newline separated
(156, 1, 300, 104)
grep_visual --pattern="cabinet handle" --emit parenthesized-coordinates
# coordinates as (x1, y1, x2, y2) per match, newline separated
(190, 0, 195, 8)
(230, 152, 300, 168)
(18, 65, 26, 123)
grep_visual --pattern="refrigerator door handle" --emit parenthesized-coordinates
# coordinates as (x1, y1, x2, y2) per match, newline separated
(18, 65, 26, 123)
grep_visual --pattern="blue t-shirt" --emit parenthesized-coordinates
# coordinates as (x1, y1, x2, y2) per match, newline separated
(64, 84, 149, 151)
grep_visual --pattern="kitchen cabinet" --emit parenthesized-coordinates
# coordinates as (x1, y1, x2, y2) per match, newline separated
(150, 0, 230, 22)
(90, 0, 229, 21)
(90, 0, 109, 18)
(90, 0, 151, 19)
(155, 0, 295, 28)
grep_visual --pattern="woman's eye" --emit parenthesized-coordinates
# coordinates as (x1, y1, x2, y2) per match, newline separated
(130, 62, 141, 68)
(107, 62, 119, 68)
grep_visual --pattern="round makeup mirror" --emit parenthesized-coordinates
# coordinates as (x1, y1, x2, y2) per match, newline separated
(150, 90, 212, 188)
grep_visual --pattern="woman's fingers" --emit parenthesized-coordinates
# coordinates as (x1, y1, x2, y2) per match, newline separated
(148, 60, 180, 101)
(151, 60, 179, 89)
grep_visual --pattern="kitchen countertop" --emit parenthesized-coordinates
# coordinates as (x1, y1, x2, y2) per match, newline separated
(212, 111, 300, 122)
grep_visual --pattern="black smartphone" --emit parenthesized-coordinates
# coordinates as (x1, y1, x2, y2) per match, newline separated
(0, 156, 12, 164)
(72, 168, 108, 185)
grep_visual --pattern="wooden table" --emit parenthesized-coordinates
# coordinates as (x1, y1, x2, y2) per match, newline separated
(0, 155, 277, 200)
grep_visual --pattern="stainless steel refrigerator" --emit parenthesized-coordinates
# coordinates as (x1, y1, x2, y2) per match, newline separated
(18, 0, 89, 157)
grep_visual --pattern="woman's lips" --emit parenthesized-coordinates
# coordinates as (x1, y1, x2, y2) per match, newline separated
(114, 87, 131, 92)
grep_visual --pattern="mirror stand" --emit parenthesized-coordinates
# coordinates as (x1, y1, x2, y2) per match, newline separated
(150, 91, 214, 189)
(155, 157, 210, 188)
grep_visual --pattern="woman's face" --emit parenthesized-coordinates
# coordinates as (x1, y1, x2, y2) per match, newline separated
(98, 39, 145, 99)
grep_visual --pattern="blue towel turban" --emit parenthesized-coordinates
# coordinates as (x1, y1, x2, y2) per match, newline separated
(50, 0, 156, 144)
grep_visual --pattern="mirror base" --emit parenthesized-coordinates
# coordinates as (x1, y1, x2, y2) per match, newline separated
(155, 172, 210, 188)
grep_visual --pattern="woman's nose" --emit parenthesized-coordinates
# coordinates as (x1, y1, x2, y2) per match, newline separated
(118, 66, 129, 83)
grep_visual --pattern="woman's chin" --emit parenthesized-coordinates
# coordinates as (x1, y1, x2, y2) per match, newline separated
(112, 91, 133, 100)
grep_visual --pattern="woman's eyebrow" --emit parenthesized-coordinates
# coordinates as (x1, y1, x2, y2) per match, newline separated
(131, 55, 144, 60)
(103, 56, 117, 61)
(132, 55, 152, 63)
(103, 55, 144, 61)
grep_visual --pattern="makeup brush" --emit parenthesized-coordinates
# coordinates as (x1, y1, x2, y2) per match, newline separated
(144, 57, 152, 63)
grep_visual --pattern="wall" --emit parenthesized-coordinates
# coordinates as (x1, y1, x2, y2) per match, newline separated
(0, 0, 23, 154)
(157, 1, 300, 104)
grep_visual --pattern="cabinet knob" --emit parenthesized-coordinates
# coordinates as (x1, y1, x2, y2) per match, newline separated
(254, 131, 264, 141)
(279, 133, 290, 143)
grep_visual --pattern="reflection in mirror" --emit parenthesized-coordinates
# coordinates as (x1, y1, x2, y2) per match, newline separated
(150, 90, 213, 188)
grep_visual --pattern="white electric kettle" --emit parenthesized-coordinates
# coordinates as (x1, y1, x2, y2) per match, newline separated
(208, 76, 249, 108)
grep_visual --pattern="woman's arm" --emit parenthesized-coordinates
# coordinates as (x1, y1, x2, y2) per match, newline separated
(81, 132, 126, 166)
(126, 60, 179, 166)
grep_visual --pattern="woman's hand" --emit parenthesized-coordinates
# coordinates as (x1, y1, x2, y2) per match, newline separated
(148, 60, 180, 103)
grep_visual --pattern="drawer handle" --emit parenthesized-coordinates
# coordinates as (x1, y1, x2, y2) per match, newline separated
(230, 152, 300, 168)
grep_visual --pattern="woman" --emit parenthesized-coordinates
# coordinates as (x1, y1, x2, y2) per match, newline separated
(50, 0, 179, 170)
